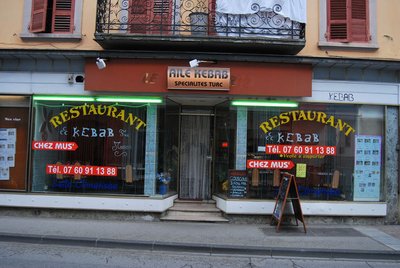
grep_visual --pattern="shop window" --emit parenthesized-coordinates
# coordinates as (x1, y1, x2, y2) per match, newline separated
(21, 0, 82, 39)
(216, 103, 384, 202)
(157, 99, 179, 195)
(0, 96, 31, 191)
(319, 0, 377, 49)
(248, 104, 384, 202)
(214, 101, 236, 196)
(31, 98, 148, 195)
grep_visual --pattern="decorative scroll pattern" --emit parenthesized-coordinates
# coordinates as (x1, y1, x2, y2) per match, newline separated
(95, 0, 304, 39)
(215, 4, 303, 38)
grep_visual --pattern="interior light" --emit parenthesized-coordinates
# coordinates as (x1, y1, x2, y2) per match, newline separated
(96, 97, 163, 104)
(33, 95, 95, 102)
(231, 100, 298, 108)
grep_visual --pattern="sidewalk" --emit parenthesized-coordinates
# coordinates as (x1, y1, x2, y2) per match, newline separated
(1, 215, 400, 260)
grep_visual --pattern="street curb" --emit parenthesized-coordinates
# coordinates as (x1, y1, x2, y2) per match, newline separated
(1, 232, 400, 260)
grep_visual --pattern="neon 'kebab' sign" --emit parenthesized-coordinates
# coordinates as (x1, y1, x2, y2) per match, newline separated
(49, 104, 146, 130)
(260, 110, 355, 136)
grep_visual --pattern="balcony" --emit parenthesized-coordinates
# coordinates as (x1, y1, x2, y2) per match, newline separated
(95, 0, 306, 54)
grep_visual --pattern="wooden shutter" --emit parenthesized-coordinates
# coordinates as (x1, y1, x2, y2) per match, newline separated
(208, 0, 216, 35)
(350, 0, 369, 42)
(327, 0, 348, 41)
(129, 0, 150, 34)
(129, 0, 171, 35)
(30, 0, 48, 33)
(151, 0, 172, 34)
(51, 0, 75, 33)
(327, 0, 369, 42)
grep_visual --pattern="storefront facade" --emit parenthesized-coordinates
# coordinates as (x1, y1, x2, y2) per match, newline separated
(0, 58, 398, 223)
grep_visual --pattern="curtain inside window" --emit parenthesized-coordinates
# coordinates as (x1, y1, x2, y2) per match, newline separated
(179, 115, 211, 200)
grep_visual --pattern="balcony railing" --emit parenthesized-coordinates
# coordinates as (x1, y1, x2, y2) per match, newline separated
(95, 0, 305, 53)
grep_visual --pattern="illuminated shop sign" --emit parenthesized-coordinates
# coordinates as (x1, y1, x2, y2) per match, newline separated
(49, 104, 146, 130)
(167, 66, 230, 91)
(32, 141, 78, 151)
(46, 164, 117, 177)
(259, 110, 355, 136)
(246, 160, 294, 169)
(265, 145, 337, 156)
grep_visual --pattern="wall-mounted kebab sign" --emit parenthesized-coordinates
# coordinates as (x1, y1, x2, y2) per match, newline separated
(167, 66, 230, 91)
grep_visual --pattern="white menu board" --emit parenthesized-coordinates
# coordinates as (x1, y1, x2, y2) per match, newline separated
(0, 128, 16, 180)
(353, 135, 381, 201)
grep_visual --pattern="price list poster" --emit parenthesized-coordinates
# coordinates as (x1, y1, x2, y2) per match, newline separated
(0, 128, 16, 180)
(354, 135, 382, 201)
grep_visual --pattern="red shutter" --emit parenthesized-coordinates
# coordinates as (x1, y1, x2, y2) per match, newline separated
(51, 0, 75, 33)
(350, 0, 369, 42)
(129, 0, 171, 35)
(327, 0, 349, 41)
(208, 0, 216, 35)
(151, 0, 172, 34)
(30, 0, 48, 33)
(129, 0, 149, 34)
(327, 0, 369, 42)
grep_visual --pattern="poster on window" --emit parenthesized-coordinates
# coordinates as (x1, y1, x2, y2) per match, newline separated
(353, 135, 381, 201)
(0, 128, 17, 180)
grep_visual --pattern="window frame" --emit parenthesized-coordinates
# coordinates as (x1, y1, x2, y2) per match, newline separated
(21, 0, 82, 40)
(319, 0, 378, 49)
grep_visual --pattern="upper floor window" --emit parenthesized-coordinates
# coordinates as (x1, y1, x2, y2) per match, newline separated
(21, 0, 82, 40)
(327, 0, 369, 42)
(319, 0, 377, 49)
(30, 0, 75, 33)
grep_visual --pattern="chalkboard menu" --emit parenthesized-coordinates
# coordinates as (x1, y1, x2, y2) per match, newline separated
(229, 170, 248, 198)
(271, 173, 306, 233)
(272, 175, 290, 220)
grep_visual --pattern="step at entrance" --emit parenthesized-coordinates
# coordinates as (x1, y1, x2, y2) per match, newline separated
(160, 200, 229, 223)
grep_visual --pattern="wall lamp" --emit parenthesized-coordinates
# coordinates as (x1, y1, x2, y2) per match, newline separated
(96, 57, 107, 70)
(33, 95, 95, 102)
(189, 59, 216, 68)
(231, 100, 298, 108)
(96, 96, 163, 104)
(33, 95, 163, 104)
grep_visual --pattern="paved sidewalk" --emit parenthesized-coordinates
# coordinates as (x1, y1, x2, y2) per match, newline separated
(1, 215, 400, 260)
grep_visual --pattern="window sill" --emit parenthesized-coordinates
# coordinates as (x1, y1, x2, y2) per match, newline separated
(318, 41, 379, 50)
(20, 32, 82, 42)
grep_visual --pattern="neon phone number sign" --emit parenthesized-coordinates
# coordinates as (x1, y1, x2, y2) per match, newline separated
(46, 165, 118, 176)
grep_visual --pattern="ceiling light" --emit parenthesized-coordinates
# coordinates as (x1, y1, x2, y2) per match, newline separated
(231, 100, 298, 108)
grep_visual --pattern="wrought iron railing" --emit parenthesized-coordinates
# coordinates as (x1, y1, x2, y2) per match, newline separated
(96, 0, 305, 40)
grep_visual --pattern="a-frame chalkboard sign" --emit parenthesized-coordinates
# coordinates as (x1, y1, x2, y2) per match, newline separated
(271, 173, 306, 233)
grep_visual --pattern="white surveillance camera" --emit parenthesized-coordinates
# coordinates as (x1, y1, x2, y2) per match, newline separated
(189, 59, 200, 68)
(96, 58, 106, 70)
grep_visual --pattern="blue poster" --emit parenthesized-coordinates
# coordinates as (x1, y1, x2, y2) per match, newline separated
(353, 135, 381, 201)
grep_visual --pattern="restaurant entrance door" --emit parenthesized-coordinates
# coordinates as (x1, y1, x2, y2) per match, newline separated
(179, 108, 214, 200)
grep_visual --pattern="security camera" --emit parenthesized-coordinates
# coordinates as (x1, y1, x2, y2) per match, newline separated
(189, 59, 216, 68)
(189, 59, 200, 68)
(96, 58, 106, 70)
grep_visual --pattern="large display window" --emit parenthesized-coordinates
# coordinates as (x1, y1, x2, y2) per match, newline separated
(0, 96, 31, 191)
(31, 96, 149, 195)
(215, 103, 385, 202)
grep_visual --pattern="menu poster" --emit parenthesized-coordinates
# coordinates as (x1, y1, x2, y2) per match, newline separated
(353, 135, 381, 201)
(0, 128, 17, 180)
(296, 163, 307, 178)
